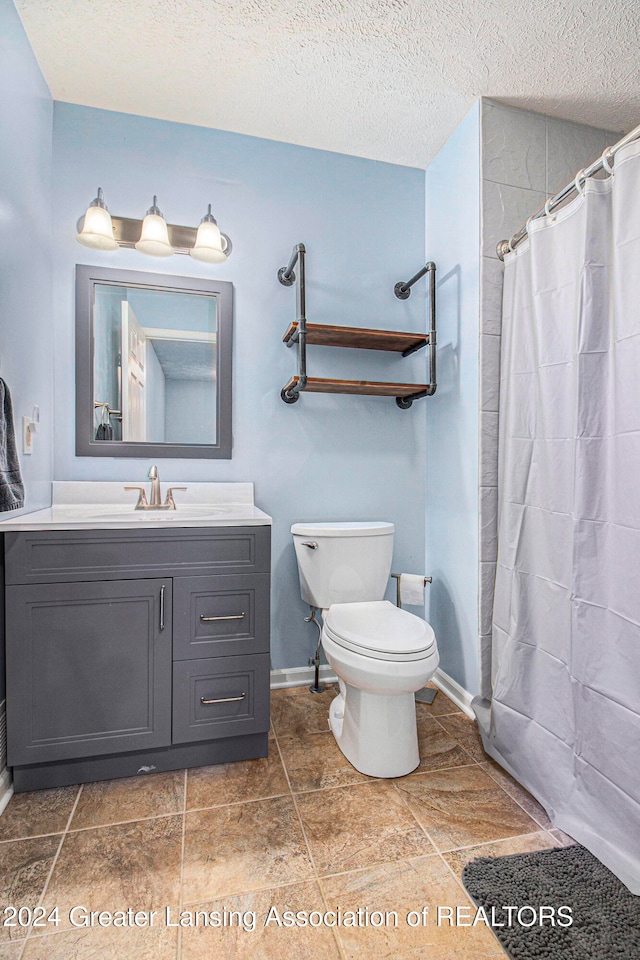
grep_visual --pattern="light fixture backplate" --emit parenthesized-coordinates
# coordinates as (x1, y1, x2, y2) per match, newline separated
(111, 216, 231, 257)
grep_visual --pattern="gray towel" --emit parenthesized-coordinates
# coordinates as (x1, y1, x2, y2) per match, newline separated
(0, 378, 24, 512)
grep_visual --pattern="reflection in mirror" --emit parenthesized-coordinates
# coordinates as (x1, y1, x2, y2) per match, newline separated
(94, 285, 218, 444)
(76, 266, 232, 459)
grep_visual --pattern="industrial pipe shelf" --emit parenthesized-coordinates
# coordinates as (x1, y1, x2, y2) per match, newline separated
(281, 376, 431, 399)
(277, 243, 437, 408)
(282, 321, 428, 356)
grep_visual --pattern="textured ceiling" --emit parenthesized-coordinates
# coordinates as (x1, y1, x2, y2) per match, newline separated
(13, 0, 640, 168)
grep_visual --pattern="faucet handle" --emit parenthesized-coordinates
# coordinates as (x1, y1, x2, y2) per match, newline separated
(124, 486, 149, 509)
(165, 486, 187, 509)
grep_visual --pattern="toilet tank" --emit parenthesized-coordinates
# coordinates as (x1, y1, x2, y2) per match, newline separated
(291, 521, 394, 609)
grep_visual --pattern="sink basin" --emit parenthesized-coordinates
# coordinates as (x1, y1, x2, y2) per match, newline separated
(96, 506, 226, 521)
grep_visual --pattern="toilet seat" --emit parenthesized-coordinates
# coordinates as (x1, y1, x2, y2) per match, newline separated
(323, 600, 435, 662)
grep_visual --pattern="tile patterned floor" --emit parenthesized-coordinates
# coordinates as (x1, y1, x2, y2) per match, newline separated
(0, 683, 575, 959)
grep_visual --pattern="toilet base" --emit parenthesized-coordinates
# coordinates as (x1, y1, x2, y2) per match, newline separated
(328, 680, 420, 778)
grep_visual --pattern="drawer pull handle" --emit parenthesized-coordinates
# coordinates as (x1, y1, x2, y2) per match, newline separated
(160, 584, 166, 631)
(200, 612, 246, 622)
(200, 693, 246, 705)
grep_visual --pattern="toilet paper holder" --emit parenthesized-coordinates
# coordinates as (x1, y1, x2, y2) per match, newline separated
(391, 572, 432, 609)
(391, 573, 437, 705)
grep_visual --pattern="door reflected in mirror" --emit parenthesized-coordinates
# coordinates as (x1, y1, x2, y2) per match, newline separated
(76, 266, 232, 459)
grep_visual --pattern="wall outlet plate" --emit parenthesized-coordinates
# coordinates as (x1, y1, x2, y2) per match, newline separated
(22, 416, 33, 455)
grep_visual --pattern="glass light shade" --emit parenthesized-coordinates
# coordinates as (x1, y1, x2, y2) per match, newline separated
(76, 203, 118, 250)
(135, 212, 174, 257)
(190, 219, 227, 263)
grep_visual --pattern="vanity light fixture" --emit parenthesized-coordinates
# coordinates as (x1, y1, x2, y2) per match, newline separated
(75, 190, 232, 262)
(190, 204, 228, 263)
(76, 188, 118, 250)
(135, 196, 174, 257)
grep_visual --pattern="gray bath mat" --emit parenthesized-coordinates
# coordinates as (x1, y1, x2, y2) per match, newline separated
(462, 844, 640, 959)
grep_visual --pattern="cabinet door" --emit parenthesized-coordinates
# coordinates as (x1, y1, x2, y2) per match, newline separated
(6, 579, 172, 766)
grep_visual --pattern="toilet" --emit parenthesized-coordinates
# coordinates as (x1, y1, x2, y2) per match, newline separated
(291, 521, 439, 778)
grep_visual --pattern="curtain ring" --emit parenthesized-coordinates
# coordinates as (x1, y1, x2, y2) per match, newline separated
(574, 169, 586, 195)
(544, 198, 556, 222)
(508, 236, 514, 253)
(601, 148, 614, 176)
(525, 215, 534, 235)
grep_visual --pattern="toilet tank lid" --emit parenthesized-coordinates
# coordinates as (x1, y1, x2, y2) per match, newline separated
(291, 521, 394, 537)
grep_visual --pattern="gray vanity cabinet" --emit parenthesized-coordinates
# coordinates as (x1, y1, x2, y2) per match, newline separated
(3, 525, 271, 791)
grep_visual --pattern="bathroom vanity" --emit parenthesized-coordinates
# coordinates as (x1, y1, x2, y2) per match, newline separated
(0, 483, 271, 792)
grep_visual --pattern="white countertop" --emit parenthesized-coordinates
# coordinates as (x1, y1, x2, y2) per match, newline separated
(0, 482, 272, 531)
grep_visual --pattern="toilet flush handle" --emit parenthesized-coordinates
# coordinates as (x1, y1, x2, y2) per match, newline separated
(302, 540, 318, 549)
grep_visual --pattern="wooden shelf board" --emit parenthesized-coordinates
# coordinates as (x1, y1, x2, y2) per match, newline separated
(282, 321, 427, 353)
(282, 376, 429, 398)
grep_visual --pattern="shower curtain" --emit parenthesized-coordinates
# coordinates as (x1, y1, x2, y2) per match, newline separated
(481, 140, 640, 892)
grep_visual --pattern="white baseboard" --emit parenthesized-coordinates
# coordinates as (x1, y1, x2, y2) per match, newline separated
(270, 665, 337, 689)
(271, 664, 475, 720)
(0, 768, 13, 817)
(432, 668, 475, 718)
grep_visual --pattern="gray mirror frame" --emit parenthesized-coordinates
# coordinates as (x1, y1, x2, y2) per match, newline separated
(75, 264, 232, 459)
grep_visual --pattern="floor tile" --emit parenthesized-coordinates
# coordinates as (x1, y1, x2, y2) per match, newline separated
(395, 766, 539, 852)
(270, 684, 337, 739)
(70, 771, 184, 830)
(548, 827, 578, 846)
(435, 714, 488, 762)
(182, 796, 314, 902)
(180, 880, 341, 959)
(21, 925, 178, 959)
(0, 836, 60, 942)
(186, 751, 289, 810)
(442, 831, 558, 881)
(479, 759, 553, 829)
(0, 787, 79, 842)
(43, 815, 183, 931)
(277, 732, 371, 792)
(411, 716, 474, 774)
(414, 685, 461, 718)
(0, 944, 24, 959)
(320, 855, 505, 959)
(295, 781, 435, 876)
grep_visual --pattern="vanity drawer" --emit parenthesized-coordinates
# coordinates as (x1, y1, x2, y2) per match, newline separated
(4, 526, 271, 584)
(172, 654, 270, 744)
(173, 574, 270, 660)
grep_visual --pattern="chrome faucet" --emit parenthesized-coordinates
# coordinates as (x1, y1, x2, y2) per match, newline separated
(124, 466, 187, 511)
(148, 465, 162, 506)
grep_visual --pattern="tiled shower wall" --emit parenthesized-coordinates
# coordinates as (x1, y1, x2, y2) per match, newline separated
(477, 100, 620, 699)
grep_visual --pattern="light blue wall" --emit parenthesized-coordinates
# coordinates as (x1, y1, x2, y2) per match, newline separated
(425, 102, 481, 694)
(165, 379, 215, 444)
(145, 341, 166, 443)
(93, 288, 122, 438)
(51, 104, 427, 669)
(0, 0, 53, 749)
(0, 0, 53, 517)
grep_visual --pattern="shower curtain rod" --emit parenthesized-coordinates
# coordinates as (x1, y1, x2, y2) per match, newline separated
(496, 120, 640, 260)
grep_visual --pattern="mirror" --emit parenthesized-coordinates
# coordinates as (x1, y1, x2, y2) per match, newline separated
(76, 265, 232, 458)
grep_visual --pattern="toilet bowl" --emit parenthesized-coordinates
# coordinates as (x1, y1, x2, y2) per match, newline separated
(322, 601, 438, 778)
(291, 521, 439, 779)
